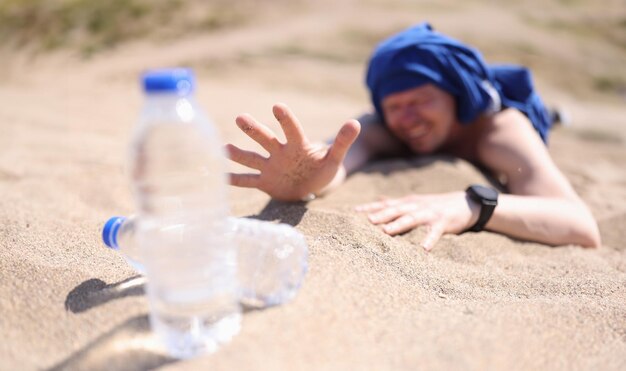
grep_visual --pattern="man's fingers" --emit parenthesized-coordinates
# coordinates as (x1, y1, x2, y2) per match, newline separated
(354, 197, 403, 212)
(421, 223, 445, 251)
(235, 114, 281, 153)
(225, 144, 267, 170)
(367, 203, 419, 225)
(381, 211, 432, 236)
(228, 173, 261, 188)
(273, 103, 307, 145)
(328, 119, 361, 165)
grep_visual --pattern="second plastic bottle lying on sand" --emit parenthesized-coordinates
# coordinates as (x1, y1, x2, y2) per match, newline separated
(102, 215, 309, 308)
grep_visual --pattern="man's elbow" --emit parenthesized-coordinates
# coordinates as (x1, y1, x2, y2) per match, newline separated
(580, 232, 601, 249)
(569, 201, 602, 248)
(573, 223, 602, 249)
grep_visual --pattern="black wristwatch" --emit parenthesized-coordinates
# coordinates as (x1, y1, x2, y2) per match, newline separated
(465, 185, 499, 232)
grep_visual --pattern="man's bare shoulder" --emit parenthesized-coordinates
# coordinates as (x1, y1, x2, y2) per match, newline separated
(477, 109, 544, 157)
(476, 108, 575, 196)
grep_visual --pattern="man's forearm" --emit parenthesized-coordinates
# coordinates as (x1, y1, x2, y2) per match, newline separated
(485, 194, 601, 248)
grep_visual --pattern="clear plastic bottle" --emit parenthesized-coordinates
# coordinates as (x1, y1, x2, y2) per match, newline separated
(102, 215, 144, 273)
(230, 218, 308, 308)
(131, 68, 240, 359)
(101, 216, 309, 308)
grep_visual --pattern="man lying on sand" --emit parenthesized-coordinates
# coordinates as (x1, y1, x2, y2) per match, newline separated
(226, 23, 601, 250)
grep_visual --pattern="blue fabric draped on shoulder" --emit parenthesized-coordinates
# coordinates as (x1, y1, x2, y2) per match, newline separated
(365, 23, 552, 143)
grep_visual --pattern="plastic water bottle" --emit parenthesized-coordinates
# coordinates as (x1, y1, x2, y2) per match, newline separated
(230, 218, 308, 308)
(101, 216, 309, 308)
(102, 215, 144, 273)
(131, 68, 240, 358)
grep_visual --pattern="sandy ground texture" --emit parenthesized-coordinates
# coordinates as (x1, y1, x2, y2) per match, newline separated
(1, 0, 625, 370)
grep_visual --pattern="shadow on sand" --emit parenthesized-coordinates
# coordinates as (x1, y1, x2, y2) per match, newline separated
(48, 315, 176, 371)
(245, 198, 309, 226)
(56, 274, 269, 370)
(65, 275, 146, 313)
(56, 200, 308, 370)
(55, 276, 174, 370)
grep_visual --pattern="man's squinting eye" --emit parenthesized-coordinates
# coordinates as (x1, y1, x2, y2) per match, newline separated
(384, 104, 401, 114)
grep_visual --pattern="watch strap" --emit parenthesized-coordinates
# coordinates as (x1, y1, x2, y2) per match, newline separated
(466, 185, 498, 232)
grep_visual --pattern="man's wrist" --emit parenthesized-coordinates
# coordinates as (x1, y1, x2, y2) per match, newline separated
(316, 166, 347, 198)
(464, 193, 481, 229)
(464, 185, 499, 232)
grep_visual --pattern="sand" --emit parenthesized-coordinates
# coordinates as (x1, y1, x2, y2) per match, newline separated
(1, 1, 625, 370)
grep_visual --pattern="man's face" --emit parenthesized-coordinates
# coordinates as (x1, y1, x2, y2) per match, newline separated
(381, 84, 458, 154)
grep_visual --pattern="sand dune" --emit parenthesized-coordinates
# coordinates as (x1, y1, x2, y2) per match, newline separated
(1, 1, 625, 370)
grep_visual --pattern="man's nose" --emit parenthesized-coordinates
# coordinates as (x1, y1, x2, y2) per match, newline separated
(399, 107, 418, 127)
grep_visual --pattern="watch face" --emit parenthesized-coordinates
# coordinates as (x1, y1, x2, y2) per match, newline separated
(469, 185, 498, 202)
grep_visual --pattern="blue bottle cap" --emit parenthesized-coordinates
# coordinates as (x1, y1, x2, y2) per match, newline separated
(102, 216, 126, 250)
(142, 68, 195, 95)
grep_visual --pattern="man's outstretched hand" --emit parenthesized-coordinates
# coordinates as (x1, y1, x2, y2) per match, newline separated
(227, 103, 361, 201)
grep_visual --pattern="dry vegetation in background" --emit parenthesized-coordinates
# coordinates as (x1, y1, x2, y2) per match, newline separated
(0, 0, 624, 100)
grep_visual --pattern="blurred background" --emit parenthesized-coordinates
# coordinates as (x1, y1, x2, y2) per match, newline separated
(1, 2, 625, 370)
(1, 0, 624, 99)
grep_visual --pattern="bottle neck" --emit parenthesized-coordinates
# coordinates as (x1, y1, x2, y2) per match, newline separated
(142, 92, 199, 122)
(144, 92, 195, 105)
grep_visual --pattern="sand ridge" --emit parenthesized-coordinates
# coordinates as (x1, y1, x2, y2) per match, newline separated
(1, 1, 625, 370)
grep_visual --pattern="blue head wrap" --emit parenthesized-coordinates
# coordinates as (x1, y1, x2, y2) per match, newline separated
(366, 23, 552, 143)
